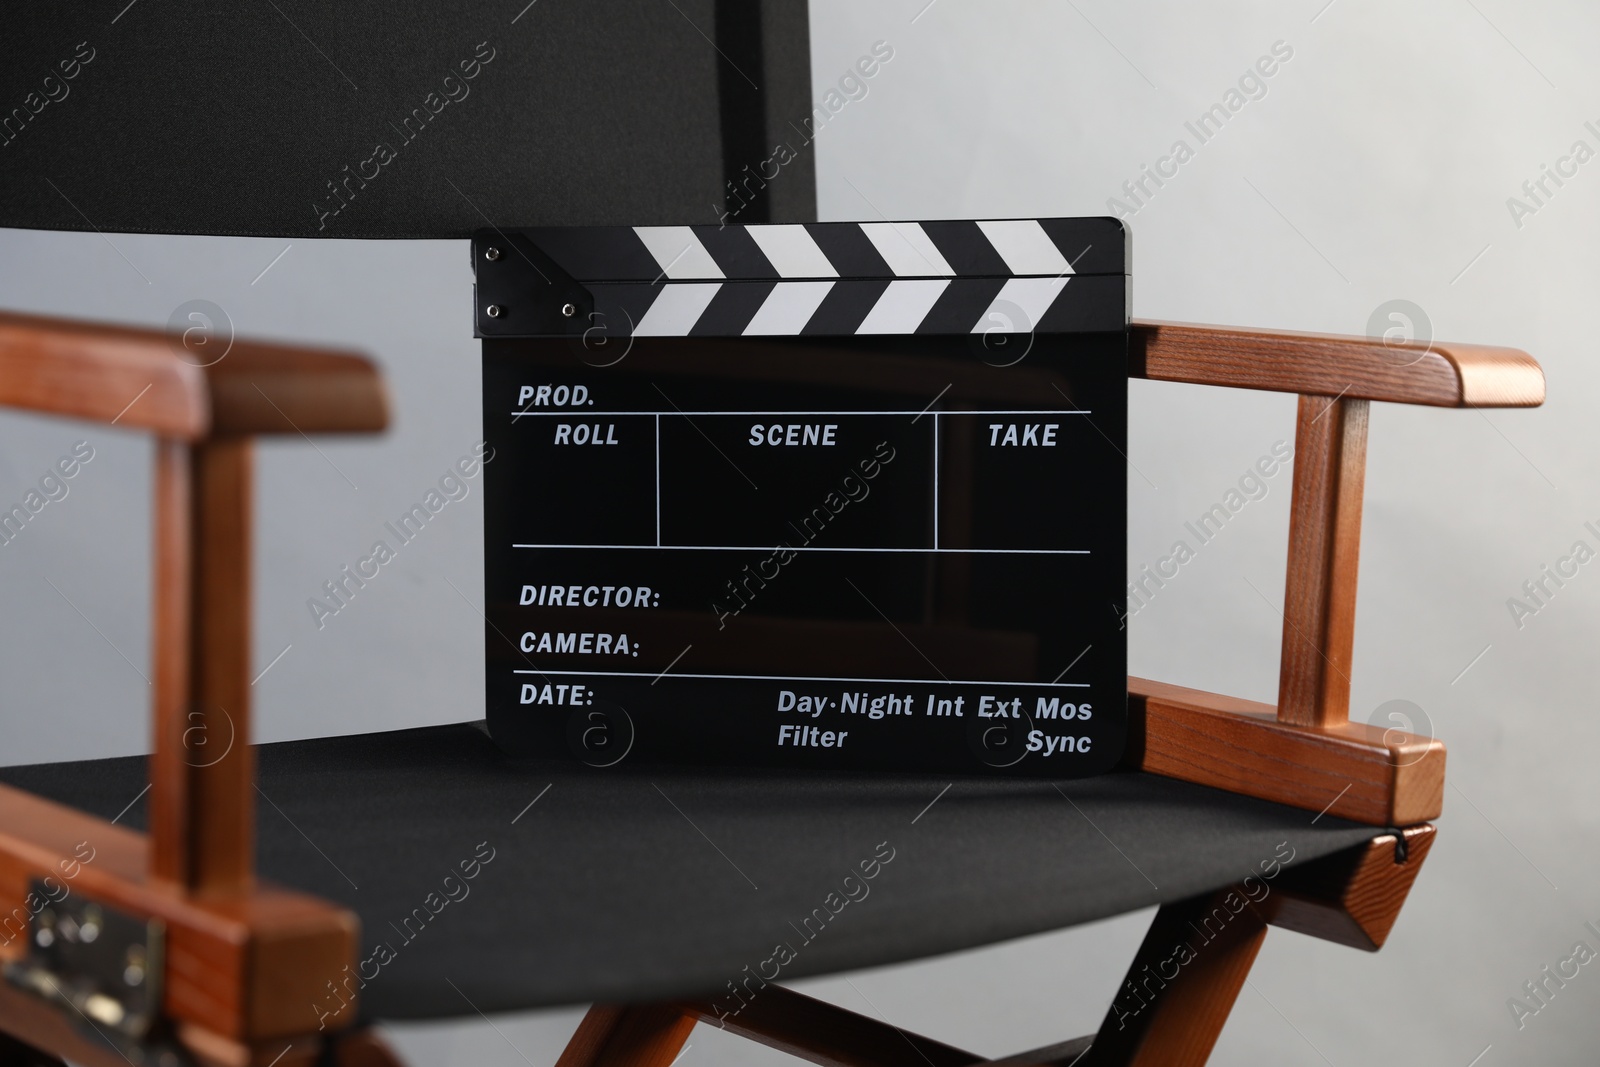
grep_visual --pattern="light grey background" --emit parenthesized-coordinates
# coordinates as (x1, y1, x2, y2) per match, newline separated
(3, 0, 1597, 1063)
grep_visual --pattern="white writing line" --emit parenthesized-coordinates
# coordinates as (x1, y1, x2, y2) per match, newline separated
(511, 669, 1089, 688)
(511, 408, 1089, 417)
(512, 544, 1089, 554)
(933, 413, 939, 548)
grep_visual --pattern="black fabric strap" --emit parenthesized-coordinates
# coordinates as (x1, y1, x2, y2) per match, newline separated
(715, 0, 771, 225)
(0, 0, 814, 238)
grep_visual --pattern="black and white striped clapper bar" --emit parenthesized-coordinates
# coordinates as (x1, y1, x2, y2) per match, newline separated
(474, 218, 1129, 776)
(473, 218, 1127, 339)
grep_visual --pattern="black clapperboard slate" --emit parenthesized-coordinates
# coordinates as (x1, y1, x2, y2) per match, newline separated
(476, 218, 1128, 775)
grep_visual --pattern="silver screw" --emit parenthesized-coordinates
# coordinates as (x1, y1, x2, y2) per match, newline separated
(486, 305, 502, 318)
(484, 247, 501, 261)
(561, 303, 577, 318)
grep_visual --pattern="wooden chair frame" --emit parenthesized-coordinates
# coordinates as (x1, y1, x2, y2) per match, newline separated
(0, 311, 1542, 1067)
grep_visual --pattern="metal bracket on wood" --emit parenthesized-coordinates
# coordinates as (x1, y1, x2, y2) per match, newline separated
(2, 884, 191, 1066)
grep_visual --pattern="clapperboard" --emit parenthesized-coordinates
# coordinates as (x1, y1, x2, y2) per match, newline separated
(475, 218, 1128, 775)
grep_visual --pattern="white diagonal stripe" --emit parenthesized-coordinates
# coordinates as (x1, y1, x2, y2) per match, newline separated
(859, 223, 954, 276)
(633, 226, 724, 279)
(633, 284, 722, 335)
(856, 280, 949, 334)
(972, 276, 1070, 333)
(977, 219, 1072, 275)
(746, 225, 838, 278)
(743, 282, 835, 335)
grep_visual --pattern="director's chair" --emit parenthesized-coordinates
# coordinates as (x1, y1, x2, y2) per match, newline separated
(0, 309, 1541, 1067)
(0, 1, 1546, 1061)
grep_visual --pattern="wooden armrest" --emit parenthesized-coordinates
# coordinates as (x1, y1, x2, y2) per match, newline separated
(0, 310, 388, 439)
(1130, 676, 1444, 825)
(1132, 319, 1544, 407)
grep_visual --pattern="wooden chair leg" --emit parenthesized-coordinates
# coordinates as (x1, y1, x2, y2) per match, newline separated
(675, 982, 979, 1067)
(556, 1005, 696, 1067)
(1079, 889, 1268, 1067)
(983, 1035, 1094, 1066)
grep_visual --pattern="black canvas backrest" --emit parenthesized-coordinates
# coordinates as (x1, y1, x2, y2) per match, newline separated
(0, 0, 813, 237)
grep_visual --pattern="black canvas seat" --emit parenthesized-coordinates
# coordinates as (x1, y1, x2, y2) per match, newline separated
(0, 723, 1379, 1022)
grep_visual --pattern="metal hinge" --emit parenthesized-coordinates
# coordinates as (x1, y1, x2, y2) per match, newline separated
(3, 882, 189, 1066)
